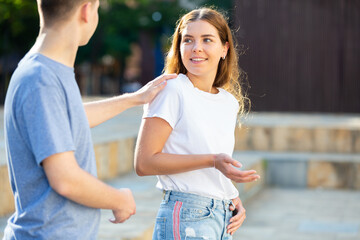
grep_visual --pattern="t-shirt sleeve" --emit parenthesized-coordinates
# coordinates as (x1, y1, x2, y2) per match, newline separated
(143, 82, 182, 129)
(20, 86, 75, 166)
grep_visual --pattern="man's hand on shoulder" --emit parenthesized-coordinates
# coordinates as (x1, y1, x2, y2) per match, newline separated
(134, 74, 177, 104)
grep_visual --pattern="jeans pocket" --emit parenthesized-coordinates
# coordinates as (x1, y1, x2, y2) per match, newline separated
(153, 217, 166, 240)
(181, 206, 213, 221)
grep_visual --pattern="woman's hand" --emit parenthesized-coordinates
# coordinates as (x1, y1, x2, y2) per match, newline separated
(214, 153, 260, 183)
(227, 197, 246, 235)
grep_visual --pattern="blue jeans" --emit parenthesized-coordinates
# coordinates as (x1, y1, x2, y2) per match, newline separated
(153, 190, 234, 240)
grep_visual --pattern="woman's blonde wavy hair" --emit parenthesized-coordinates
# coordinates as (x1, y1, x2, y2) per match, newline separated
(163, 7, 250, 116)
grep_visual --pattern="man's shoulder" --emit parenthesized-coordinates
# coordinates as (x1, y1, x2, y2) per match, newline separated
(9, 54, 60, 96)
(15, 54, 57, 84)
(6, 54, 64, 109)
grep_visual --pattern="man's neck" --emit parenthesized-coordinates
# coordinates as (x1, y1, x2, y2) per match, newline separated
(29, 26, 79, 68)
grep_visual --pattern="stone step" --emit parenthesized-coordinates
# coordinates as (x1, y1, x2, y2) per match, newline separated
(234, 151, 360, 190)
(0, 165, 13, 217)
(236, 113, 360, 154)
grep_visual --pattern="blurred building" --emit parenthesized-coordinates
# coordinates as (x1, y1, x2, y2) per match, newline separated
(234, 0, 360, 113)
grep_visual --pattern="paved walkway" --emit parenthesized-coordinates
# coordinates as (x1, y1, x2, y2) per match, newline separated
(234, 188, 360, 240)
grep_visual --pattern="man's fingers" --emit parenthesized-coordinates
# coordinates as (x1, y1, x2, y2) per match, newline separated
(109, 216, 130, 224)
(109, 218, 122, 224)
(155, 80, 167, 89)
(109, 211, 134, 224)
(153, 74, 177, 85)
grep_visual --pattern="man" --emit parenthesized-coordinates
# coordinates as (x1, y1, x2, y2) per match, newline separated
(3, 0, 176, 239)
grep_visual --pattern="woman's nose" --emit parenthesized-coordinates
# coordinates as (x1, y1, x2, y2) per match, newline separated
(192, 41, 203, 52)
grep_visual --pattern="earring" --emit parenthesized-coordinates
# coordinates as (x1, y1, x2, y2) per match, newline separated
(222, 55, 226, 60)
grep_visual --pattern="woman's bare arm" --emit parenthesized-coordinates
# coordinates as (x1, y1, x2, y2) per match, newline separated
(134, 117, 260, 183)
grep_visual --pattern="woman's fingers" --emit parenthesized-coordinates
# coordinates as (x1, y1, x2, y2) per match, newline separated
(229, 168, 260, 183)
(230, 159, 242, 168)
(215, 154, 260, 183)
(227, 205, 246, 235)
(227, 214, 246, 235)
(230, 197, 241, 211)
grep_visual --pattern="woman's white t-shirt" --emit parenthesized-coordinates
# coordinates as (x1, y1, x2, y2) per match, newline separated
(143, 74, 239, 200)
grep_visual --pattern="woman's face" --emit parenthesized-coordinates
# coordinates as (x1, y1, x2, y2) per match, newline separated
(180, 20, 228, 81)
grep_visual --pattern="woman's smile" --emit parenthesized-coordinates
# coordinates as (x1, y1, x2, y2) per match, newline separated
(190, 57, 208, 63)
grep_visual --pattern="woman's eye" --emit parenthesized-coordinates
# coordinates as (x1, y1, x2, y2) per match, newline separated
(204, 38, 212, 43)
(183, 38, 192, 43)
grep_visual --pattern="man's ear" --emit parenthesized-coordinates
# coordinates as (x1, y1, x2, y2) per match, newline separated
(80, 2, 92, 23)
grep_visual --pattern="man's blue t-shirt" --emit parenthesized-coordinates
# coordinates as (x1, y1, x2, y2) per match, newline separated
(3, 53, 100, 239)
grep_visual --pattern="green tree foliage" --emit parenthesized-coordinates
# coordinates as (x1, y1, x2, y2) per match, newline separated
(0, 0, 183, 63)
(0, 0, 38, 56)
(76, 0, 183, 64)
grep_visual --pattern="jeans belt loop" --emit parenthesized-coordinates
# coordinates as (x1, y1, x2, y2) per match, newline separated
(163, 190, 171, 203)
(212, 198, 217, 211)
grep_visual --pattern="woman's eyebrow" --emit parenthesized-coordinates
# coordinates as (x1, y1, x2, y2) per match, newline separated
(183, 34, 216, 38)
(201, 34, 216, 38)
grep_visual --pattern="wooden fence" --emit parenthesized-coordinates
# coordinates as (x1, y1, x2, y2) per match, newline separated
(234, 0, 360, 112)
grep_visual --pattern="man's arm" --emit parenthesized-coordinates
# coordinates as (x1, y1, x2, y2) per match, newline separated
(84, 74, 177, 128)
(42, 151, 135, 223)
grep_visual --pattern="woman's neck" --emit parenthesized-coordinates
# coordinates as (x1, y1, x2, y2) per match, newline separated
(186, 73, 218, 94)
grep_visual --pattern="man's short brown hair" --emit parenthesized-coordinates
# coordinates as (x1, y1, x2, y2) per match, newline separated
(39, 0, 96, 23)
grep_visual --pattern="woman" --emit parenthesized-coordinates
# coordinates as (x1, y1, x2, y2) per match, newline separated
(135, 7, 260, 240)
